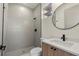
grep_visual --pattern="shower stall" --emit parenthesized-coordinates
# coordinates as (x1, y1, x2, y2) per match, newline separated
(0, 3, 41, 56)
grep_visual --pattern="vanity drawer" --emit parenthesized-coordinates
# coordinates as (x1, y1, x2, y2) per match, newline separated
(42, 42, 74, 56)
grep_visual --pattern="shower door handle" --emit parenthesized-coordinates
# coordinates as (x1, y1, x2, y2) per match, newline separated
(0, 45, 6, 50)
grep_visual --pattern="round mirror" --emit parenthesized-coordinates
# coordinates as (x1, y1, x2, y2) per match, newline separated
(52, 3, 79, 30)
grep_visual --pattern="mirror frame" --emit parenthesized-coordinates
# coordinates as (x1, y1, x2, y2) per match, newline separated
(52, 3, 79, 30)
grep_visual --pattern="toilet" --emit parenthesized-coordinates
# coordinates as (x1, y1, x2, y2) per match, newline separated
(30, 47, 42, 56)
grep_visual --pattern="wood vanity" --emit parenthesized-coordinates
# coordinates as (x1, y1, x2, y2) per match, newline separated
(42, 42, 74, 56)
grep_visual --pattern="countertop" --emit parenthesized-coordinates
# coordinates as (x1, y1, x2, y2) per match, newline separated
(41, 38, 79, 56)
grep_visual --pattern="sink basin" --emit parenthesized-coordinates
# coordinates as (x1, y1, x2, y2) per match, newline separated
(50, 39, 74, 47)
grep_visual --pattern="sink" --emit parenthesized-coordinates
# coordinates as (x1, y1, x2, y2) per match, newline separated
(50, 39, 74, 47)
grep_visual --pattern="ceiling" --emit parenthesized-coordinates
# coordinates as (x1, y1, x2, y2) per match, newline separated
(21, 3, 39, 9)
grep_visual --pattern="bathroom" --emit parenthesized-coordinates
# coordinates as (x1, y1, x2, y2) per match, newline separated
(0, 3, 79, 56)
(0, 3, 41, 56)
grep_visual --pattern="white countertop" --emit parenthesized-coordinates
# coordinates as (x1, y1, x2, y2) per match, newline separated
(41, 38, 79, 56)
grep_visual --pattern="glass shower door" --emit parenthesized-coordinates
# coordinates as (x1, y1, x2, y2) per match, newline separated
(0, 3, 6, 56)
(0, 3, 3, 56)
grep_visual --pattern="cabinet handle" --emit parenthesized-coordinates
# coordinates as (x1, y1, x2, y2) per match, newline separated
(51, 47, 53, 49)
(54, 48, 56, 51)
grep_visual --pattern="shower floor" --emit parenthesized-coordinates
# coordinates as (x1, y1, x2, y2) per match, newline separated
(21, 52, 30, 56)
(4, 46, 34, 56)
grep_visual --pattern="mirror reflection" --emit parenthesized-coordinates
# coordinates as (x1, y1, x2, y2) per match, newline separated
(52, 3, 79, 30)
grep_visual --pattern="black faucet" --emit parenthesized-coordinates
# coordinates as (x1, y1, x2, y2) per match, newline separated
(61, 34, 65, 41)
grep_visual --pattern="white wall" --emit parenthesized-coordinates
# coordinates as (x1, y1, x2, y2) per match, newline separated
(5, 4, 34, 53)
(33, 4, 41, 46)
(65, 4, 79, 28)
(42, 3, 79, 42)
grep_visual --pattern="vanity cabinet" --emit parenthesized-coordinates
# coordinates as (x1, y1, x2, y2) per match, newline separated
(42, 43, 74, 56)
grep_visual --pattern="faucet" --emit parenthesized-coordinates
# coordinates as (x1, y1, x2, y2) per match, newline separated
(61, 34, 65, 41)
